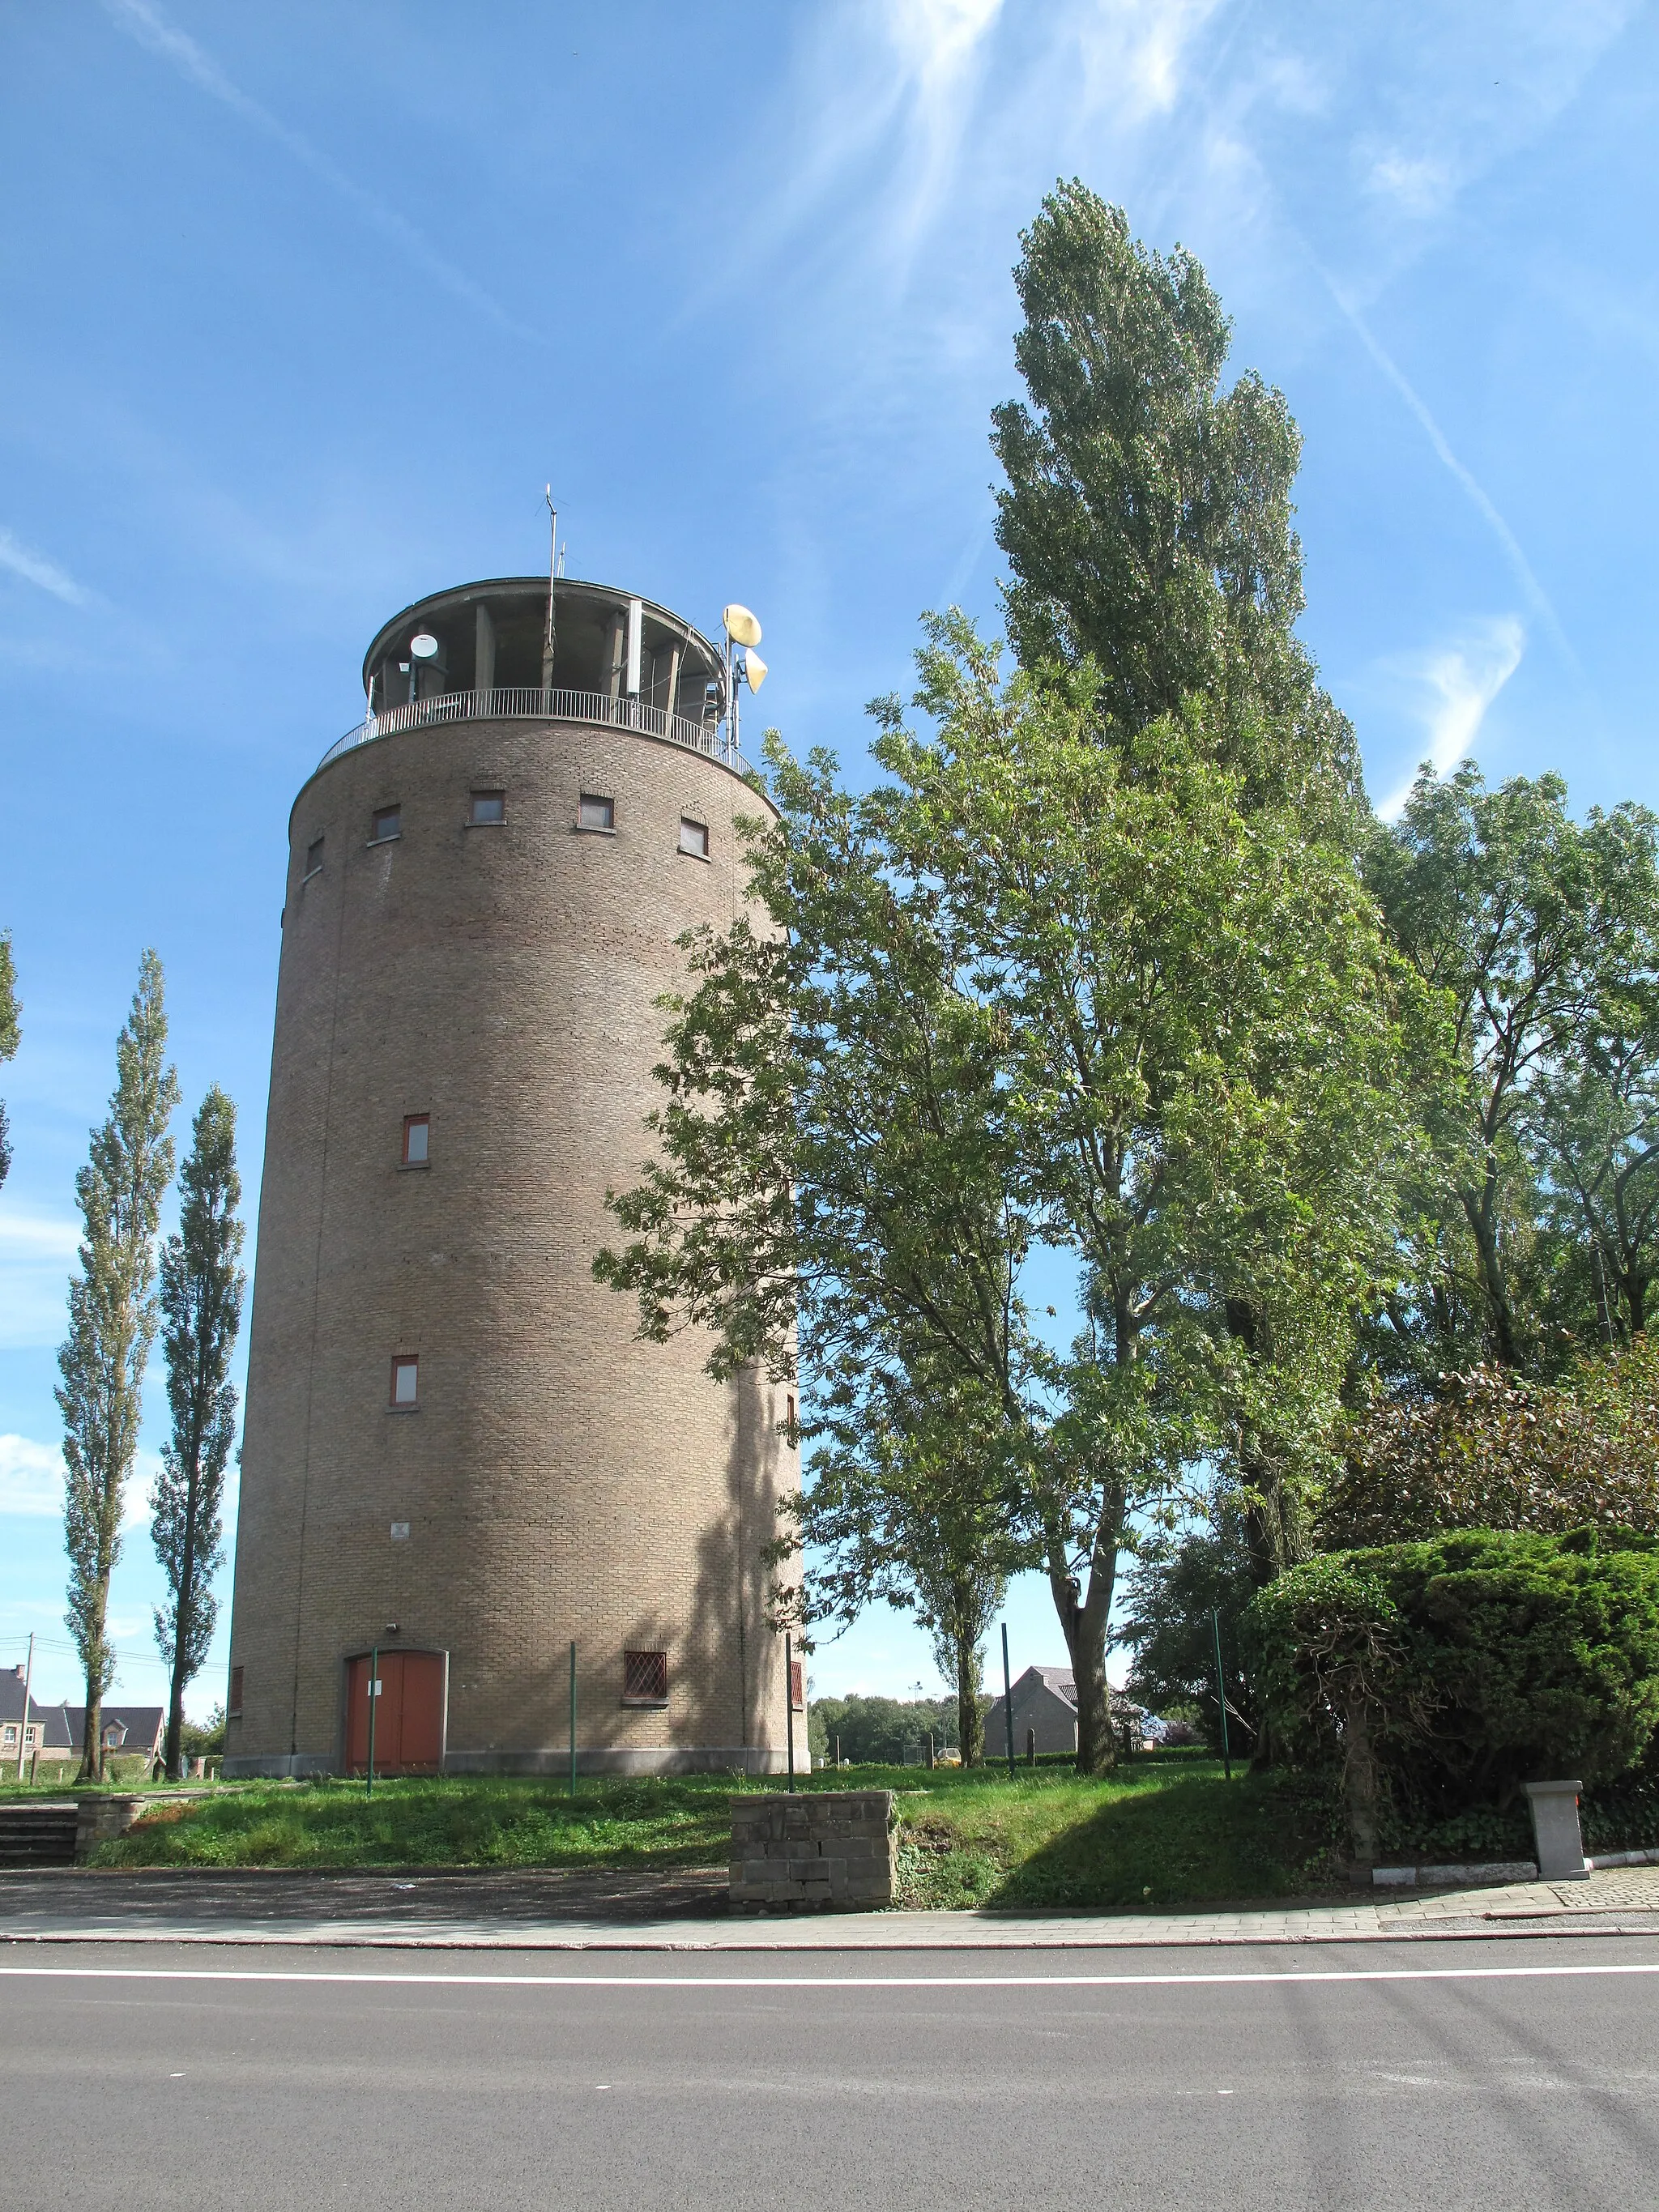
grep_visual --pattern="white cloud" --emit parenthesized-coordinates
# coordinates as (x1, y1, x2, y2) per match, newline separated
(0, 528, 89, 606)
(101, 0, 531, 339)
(1375, 616, 1525, 818)
(0, 1212, 79, 1259)
(1365, 150, 1454, 219)
(0, 1433, 158, 1528)
(0, 1434, 62, 1517)
(0, 1210, 78, 1351)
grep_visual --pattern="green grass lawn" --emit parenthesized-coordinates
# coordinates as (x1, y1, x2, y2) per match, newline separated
(73, 1753, 1344, 1907)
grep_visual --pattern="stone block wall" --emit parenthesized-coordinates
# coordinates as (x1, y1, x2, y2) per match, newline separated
(729, 1789, 897, 1912)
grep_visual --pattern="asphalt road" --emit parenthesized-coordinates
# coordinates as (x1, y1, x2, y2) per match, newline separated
(5, 1937, 1658, 2210)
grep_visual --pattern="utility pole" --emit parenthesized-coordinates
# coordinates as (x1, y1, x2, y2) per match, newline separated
(15, 1633, 33, 1782)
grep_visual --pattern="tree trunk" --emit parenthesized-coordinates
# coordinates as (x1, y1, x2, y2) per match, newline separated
(79, 1681, 102, 1786)
(1462, 1183, 1520, 1366)
(164, 1509, 198, 1782)
(1047, 1490, 1124, 1775)
(956, 1630, 984, 1769)
(1341, 1694, 1380, 1869)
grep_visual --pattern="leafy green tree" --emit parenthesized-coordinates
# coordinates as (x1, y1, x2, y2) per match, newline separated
(1324, 1336, 1659, 1550)
(991, 184, 1401, 1589)
(888, 623, 1405, 1765)
(1365, 765, 1659, 1371)
(0, 931, 19, 1191)
(991, 179, 1362, 824)
(808, 1693, 958, 1767)
(603, 619, 1405, 1773)
(152, 1085, 245, 1780)
(58, 953, 179, 1780)
(1521, 993, 1659, 1342)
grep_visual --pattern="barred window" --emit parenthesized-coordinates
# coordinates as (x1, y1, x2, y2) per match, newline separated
(622, 1649, 668, 1706)
(228, 1666, 244, 1717)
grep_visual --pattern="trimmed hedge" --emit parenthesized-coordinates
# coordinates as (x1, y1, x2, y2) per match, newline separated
(1247, 1529, 1659, 1854)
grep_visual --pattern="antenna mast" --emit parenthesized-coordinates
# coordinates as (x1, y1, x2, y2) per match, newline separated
(541, 486, 558, 697)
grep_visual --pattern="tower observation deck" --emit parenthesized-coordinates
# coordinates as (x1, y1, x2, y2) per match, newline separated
(224, 574, 797, 1777)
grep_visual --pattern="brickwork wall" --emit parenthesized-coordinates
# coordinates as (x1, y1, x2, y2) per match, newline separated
(224, 711, 795, 1774)
(728, 1791, 898, 1912)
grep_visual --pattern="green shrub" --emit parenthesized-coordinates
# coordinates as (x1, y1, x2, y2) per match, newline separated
(1247, 1528, 1659, 1857)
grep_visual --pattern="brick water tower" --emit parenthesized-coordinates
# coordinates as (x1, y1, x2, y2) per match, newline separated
(223, 572, 798, 1775)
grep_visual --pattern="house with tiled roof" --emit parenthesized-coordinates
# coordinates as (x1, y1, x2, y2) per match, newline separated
(983, 1664, 1150, 1758)
(0, 1664, 49, 1766)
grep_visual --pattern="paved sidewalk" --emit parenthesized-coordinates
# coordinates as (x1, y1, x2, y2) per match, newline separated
(2, 1862, 1658, 1949)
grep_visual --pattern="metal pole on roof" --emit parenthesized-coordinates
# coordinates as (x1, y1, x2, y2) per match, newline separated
(15, 1634, 32, 1783)
(1001, 1623, 1016, 1778)
(1211, 1609, 1232, 1782)
(542, 488, 558, 699)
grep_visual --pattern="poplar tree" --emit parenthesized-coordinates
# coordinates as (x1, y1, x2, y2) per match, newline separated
(152, 1085, 245, 1779)
(58, 953, 178, 1780)
(990, 178, 1362, 825)
(0, 931, 19, 1190)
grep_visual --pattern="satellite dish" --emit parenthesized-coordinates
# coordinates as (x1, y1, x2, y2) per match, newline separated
(723, 604, 761, 648)
(409, 632, 441, 660)
(744, 650, 768, 692)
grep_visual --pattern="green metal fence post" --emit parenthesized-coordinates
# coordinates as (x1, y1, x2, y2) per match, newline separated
(365, 1646, 378, 1799)
(1211, 1609, 1232, 1781)
(1002, 1623, 1016, 1777)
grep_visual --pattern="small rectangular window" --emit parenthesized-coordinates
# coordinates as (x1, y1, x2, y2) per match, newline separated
(390, 1355, 419, 1409)
(786, 1392, 797, 1443)
(390, 1521, 411, 1541)
(228, 1666, 244, 1717)
(369, 805, 401, 844)
(304, 837, 324, 880)
(679, 817, 710, 859)
(622, 1649, 669, 1706)
(469, 790, 505, 826)
(790, 1659, 806, 1711)
(402, 1114, 429, 1166)
(578, 794, 615, 833)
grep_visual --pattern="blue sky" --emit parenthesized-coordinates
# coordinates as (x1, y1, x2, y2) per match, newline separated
(2, 0, 1657, 1712)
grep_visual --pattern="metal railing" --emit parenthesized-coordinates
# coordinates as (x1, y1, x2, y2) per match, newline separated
(319, 686, 749, 775)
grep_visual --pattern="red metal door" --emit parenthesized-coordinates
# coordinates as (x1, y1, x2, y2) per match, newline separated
(345, 1652, 446, 1774)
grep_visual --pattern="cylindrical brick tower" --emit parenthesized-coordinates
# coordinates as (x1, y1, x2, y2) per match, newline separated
(224, 574, 798, 1776)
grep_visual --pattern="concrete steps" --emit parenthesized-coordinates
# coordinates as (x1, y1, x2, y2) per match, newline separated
(0, 1801, 80, 1867)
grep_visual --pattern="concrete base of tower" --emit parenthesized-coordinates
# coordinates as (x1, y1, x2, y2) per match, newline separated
(444, 1746, 796, 1777)
(223, 1745, 797, 1780)
(221, 1754, 339, 1779)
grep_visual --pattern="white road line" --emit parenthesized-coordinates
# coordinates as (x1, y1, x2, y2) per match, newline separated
(1, 1962, 1657, 1991)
